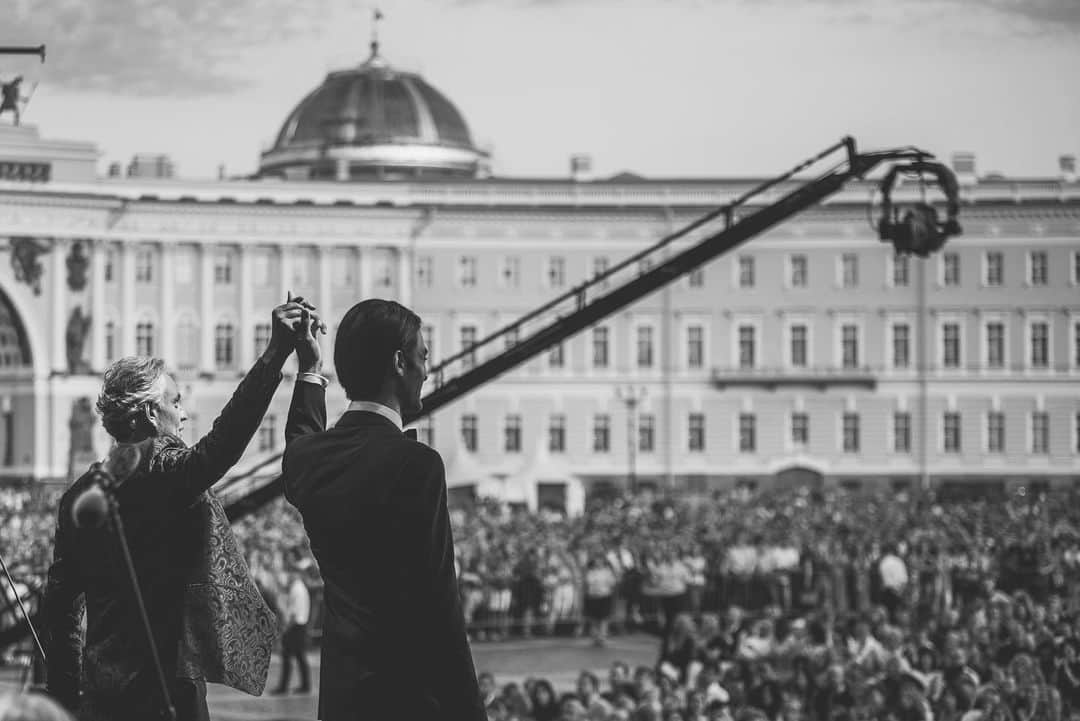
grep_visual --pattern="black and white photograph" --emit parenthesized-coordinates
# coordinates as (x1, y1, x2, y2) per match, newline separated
(1, 1, 1079, 719)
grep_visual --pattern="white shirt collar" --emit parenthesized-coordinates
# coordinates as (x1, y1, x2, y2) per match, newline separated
(346, 400, 403, 431)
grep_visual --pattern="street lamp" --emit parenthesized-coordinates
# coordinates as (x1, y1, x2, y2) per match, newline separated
(616, 386, 647, 492)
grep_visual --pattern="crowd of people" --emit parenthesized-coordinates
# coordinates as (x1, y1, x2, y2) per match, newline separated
(6, 480, 1080, 720)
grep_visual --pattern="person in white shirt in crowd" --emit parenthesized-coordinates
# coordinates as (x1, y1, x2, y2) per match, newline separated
(682, 542, 707, 621)
(583, 553, 618, 646)
(723, 533, 757, 610)
(879, 543, 910, 622)
(270, 564, 312, 695)
(648, 546, 692, 639)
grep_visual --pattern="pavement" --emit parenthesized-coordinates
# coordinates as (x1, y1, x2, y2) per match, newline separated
(0, 633, 658, 720)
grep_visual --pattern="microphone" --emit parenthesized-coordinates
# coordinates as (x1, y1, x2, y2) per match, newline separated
(72, 443, 143, 530)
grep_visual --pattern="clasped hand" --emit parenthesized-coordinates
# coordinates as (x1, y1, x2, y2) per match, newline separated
(267, 292, 327, 373)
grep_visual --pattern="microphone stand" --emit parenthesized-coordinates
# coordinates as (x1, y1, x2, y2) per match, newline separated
(0, 549, 47, 669)
(90, 461, 177, 721)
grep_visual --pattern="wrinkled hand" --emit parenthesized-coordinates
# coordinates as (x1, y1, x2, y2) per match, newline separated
(265, 293, 320, 364)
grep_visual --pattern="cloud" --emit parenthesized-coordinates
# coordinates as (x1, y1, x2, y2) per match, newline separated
(3, 0, 337, 96)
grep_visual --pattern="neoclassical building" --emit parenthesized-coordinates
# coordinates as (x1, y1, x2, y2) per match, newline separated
(1, 49, 1078, 513)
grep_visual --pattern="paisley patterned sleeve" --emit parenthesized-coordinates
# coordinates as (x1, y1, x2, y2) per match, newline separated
(42, 491, 86, 713)
(123, 355, 284, 512)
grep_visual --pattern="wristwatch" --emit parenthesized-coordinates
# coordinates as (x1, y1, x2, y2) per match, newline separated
(297, 372, 329, 388)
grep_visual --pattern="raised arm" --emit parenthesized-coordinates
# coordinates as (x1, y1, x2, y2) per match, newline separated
(286, 304, 327, 445)
(121, 299, 316, 511)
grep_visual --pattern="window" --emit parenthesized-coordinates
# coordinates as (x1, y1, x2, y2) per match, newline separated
(416, 256, 433, 288)
(176, 318, 197, 370)
(688, 268, 705, 288)
(1032, 412, 1049, 454)
(942, 253, 960, 286)
(1074, 251, 1080, 284)
(738, 256, 755, 288)
(738, 413, 756, 452)
(790, 325, 808, 368)
(841, 324, 859, 369)
(331, 251, 352, 286)
(254, 323, 271, 358)
(461, 414, 478, 452)
(987, 412, 1005, 453)
(549, 414, 566, 453)
(791, 412, 809, 448)
(104, 321, 116, 362)
(458, 256, 477, 287)
(1071, 321, 1080, 366)
(135, 321, 154, 356)
(943, 412, 961, 453)
(214, 253, 233, 284)
(687, 325, 704, 369)
(375, 256, 392, 287)
(135, 248, 153, 283)
(503, 326, 519, 351)
(419, 417, 434, 447)
(593, 257, 609, 287)
(422, 324, 435, 365)
(1030, 321, 1049, 368)
(592, 327, 609, 368)
(639, 415, 655, 453)
(547, 257, 566, 288)
(214, 322, 235, 369)
(842, 413, 860, 453)
(688, 413, 705, 452)
(789, 254, 808, 287)
(176, 250, 194, 285)
(499, 256, 519, 288)
(986, 322, 1005, 368)
(460, 326, 477, 371)
(593, 414, 610, 453)
(893, 412, 911, 453)
(505, 415, 522, 453)
(892, 254, 910, 287)
(892, 323, 910, 369)
(942, 323, 961, 368)
(548, 342, 564, 369)
(249, 252, 268, 287)
(1076, 412, 1080, 453)
(738, 325, 756, 369)
(985, 252, 1004, 286)
(1029, 251, 1048, 286)
(841, 253, 858, 287)
(257, 415, 277, 452)
(104, 248, 116, 283)
(636, 326, 654, 369)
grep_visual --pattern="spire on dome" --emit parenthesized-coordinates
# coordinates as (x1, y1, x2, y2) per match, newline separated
(369, 8, 384, 62)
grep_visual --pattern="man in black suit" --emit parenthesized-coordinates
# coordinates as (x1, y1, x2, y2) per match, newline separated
(283, 299, 485, 721)
(42, 296, 327, 720)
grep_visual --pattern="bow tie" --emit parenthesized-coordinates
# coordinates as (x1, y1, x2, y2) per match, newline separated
(404, 428, 418, 440)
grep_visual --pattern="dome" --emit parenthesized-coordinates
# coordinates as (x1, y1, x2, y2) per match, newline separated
(259, 47, 489, 181)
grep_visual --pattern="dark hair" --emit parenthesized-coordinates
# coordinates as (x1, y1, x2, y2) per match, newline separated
(334, 299, 421, 400)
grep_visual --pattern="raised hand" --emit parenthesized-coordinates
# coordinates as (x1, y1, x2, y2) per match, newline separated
(295, 304, 327, 374)
(264, 292, 319, 364)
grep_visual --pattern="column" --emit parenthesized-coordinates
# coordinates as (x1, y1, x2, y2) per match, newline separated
(51, 239, 67, 373)
(120, 241, 135, 357)
(317, 245, 334, 366)
(358, 247, 372, 301)
(238, 244, 254, 368)
(396, 246, 412, 307)
(200, 243, 215, 372)
(160, 242, 175, 364)
(91, 239, 107, 371)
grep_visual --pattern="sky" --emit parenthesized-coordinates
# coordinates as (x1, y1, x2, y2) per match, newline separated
(5, 0, 1080, 180)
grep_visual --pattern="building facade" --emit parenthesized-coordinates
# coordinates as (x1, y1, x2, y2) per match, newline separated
(1, 57, 1078, 513)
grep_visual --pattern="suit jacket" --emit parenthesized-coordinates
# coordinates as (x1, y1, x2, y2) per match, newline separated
(283, 409, 485, 721)
(42, 357, 317, 720)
